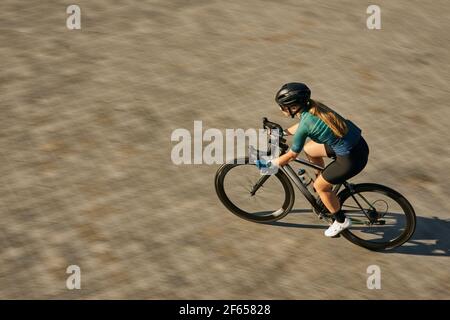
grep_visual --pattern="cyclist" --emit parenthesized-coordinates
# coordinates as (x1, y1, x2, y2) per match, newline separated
(256, 83, 369, 237)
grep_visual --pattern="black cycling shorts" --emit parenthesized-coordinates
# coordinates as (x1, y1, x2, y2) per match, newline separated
(322, 137, 369, 185)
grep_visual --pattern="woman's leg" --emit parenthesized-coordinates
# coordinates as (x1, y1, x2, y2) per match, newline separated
(318, 139, 369, 216)
(313, 175, 341, 214)
(303, 141, 326, 177)
(303, 141, 341, 215)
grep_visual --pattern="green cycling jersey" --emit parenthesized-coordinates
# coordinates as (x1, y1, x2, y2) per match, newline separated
(290, 111, 362, 156)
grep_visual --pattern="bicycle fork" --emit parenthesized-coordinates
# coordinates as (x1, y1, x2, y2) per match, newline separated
(249, 175, 271, 196)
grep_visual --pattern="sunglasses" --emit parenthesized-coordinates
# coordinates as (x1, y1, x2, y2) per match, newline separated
(278, 104, 298, 111)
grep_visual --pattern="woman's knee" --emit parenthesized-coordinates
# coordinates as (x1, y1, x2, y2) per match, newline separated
(314, 176, 333, 193)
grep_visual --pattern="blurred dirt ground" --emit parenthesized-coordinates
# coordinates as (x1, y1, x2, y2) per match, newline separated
(0, 0, 449, 299)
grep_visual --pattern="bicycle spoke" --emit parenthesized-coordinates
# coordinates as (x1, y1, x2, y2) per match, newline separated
(342, 204, 364, 210)
(356, 193, 377, 211)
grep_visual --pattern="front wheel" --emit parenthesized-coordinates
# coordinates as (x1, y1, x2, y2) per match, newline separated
(338, 183, 416, 251)
(215, 157, 295, 223)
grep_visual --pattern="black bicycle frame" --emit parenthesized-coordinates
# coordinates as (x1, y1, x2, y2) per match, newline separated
(280, 158, 344, 215)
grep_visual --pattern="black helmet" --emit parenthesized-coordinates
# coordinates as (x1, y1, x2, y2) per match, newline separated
(275, 82, 311, 118)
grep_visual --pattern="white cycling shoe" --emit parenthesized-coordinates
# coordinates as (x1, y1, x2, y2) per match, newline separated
(324, 218, 352, 237)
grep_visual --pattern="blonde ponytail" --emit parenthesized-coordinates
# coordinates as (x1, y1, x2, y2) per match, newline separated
(308, 100, 348, 138)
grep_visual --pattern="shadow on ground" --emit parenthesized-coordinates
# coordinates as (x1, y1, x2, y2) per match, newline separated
(268, 211, 449, 257)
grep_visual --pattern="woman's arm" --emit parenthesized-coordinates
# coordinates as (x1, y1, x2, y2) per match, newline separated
(271, 150, 298, 167)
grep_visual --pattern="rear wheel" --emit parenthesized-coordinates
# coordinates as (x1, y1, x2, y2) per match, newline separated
(215, 157, 295, 222)
(338, 183, 416, 251)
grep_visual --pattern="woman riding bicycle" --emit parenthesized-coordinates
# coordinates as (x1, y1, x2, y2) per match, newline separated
(256, 83, 370, 237)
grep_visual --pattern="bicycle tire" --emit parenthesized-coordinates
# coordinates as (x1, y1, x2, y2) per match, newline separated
(338, 183, 416, 251)
(215, 157, 295, 223)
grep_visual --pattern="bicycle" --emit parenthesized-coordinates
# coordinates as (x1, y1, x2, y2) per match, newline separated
(214, 117, 416, 251)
